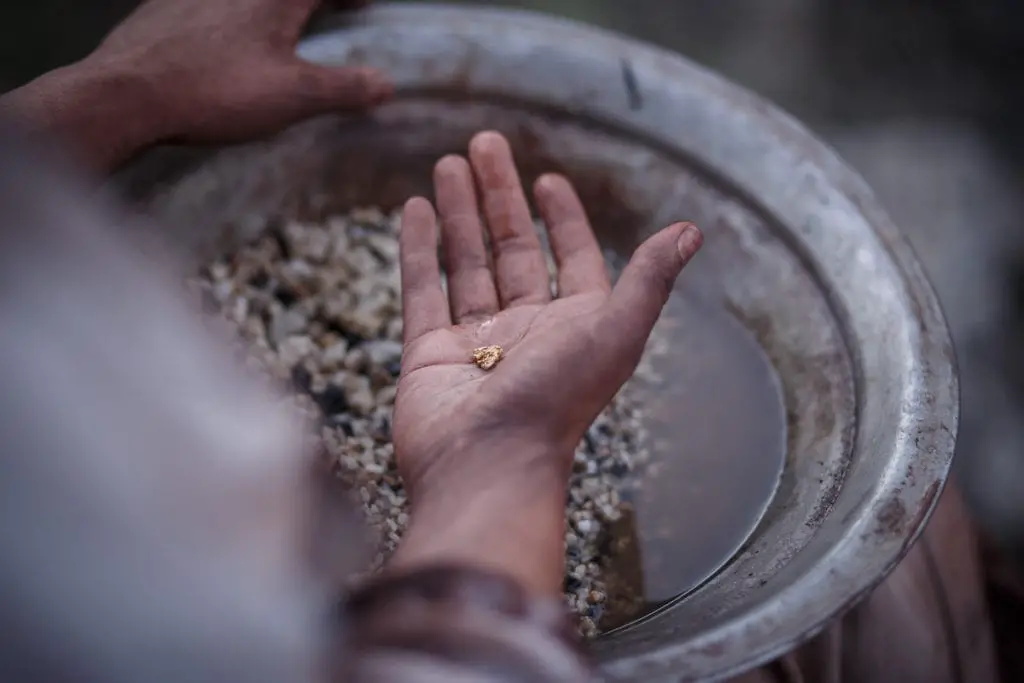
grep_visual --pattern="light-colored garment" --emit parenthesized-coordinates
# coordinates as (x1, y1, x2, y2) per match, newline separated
(0, 130, 330, 683)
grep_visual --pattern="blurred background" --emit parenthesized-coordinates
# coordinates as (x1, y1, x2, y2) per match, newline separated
(4, 0, 1024, 550)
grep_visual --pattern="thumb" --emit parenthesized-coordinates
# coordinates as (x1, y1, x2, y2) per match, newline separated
(603, 222, 702, 353)
(284, 61, 393, 116)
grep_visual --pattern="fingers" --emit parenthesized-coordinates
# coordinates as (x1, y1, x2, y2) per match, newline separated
(399, 197, 451, 343)
(287, 62, 393, 116)
(468, 132, 551, 308)
(434, 155, 500, 323)
(604, 222, 703, 356)
(533, 173, 611, 296)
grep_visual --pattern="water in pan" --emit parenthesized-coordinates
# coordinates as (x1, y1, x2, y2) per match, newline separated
(596, 252, 787, 632)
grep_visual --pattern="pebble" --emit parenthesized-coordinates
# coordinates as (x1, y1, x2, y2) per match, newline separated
(192, 208, 657, 638)
(362, 340, 403, 368)
(277, 335, 316, 367)
(270, 308, 310, 345)
(321, 341, 350, 370)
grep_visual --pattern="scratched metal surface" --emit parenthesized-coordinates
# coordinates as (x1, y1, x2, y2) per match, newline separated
(114, 4, 958, 681)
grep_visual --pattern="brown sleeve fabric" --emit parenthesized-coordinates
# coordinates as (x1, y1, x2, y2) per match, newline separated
(337, 565, 595, 683)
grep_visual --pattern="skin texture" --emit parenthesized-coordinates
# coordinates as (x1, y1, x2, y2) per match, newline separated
(389, 131, 703, 595)
(0, 0, 389, 171)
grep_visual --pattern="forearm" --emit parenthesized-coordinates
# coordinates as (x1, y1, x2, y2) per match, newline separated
(392, 477, 568, 597)
(0, 59, 164, 173)
(389, 442, 572, 598)
(341, 443, 590, 681)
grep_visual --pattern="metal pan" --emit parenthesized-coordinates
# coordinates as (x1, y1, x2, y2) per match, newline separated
(115, 4, 957, 681)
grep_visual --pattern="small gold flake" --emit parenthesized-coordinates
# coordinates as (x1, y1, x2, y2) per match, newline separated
(472, 345, 504, 371)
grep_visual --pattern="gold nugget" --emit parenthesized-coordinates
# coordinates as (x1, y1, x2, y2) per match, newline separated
(472, 345, 504, 371)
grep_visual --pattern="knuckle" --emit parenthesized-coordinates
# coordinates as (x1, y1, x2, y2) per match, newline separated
(493, 233, 536, 255)
(447, 249, 490, 274)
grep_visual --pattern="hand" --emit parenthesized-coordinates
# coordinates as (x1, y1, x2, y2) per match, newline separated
(91, 0, 390, 144)
(388, 131, 702, 594)
(1, 0, 389, 170)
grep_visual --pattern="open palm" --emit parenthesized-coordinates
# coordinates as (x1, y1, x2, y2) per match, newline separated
(393, 132, 702, 503)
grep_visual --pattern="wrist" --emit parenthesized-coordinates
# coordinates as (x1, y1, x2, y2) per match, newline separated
(1, 58, 166, 172)
(390, 441, 572, 597)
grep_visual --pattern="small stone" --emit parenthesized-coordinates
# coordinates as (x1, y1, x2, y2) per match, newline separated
(229, 297, 249, 324)
(337, 306, 384, 340)
(270, 308, 309, 345)
(290, 364, 314, 393)
(385, 318, 403, 341)
(247, 266, 270, 289)
(339, 374, 375, 415)
(328, 416, 355, 437)
(281, 258, 316, 285)
(277, 335, 317, 367)
(370, 413, 392, 442)
(343, 348, 369, 373)
(209, 261, 230, 281)
(362, 340, 403, 368)
(314, 384, 349, 416)
(366, 233, 400, 262)
(606, 461, 630, 477)
(375, 385, 398, 406)
(284, 222, 332, 262)
(343, 246, 381, 278)
(321, 341, 350, 370)
(349, 207, 386, 225)
(213, 280, 234, 303)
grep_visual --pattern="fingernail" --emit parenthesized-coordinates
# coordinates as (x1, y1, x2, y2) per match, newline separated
(676, 223, 703, 260)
